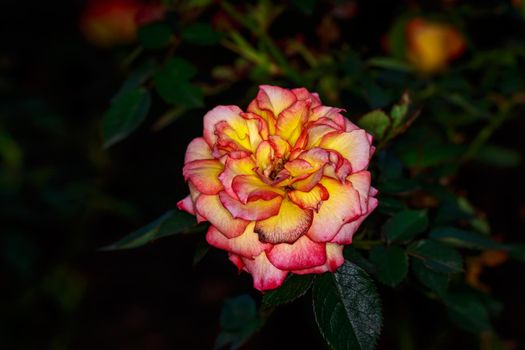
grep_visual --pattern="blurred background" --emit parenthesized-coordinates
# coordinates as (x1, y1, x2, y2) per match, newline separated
(1, 0, 524, 349)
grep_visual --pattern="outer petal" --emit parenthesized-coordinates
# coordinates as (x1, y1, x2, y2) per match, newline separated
(256, 85, 297, 116)
(254, 197, 313, 244)
(288, 184, 329, 211)
(203, 105, 244, 146)
(307, 177, 362, 242)
(241, 252, 288, 291)
(292, 244, 344, 274)
(177, 194, 195, 215)
(184, 137, 213, 163)
(219, 191, 283, 221)
(266, 236, 326, 270)
(195, 195, 249, 238)
(331, 197, 378, 244)
(206, 223, 271, 258)
(228, 253, 244, 271)
(291, 87, 321, 107)
(348, 171, 371, 213)
(183, 159, 224, 195)
(320, 130, 372, 172)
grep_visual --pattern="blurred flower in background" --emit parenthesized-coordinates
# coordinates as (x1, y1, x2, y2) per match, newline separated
(405, 17, 465, 73)
(80, 0, 165, 47)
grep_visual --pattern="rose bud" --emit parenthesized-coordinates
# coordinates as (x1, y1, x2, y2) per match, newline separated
(178, 86, 377, 291)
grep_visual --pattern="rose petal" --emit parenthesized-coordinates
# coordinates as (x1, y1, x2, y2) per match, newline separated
(266, 235, 326, 270)
(184, 137, 213, 163)
(306, 177, 362, 242)
(206, 223, 271, 258)
(331, 197, 378, 244)
(276, 100, 309, 146)
(219, 191, 283, 221)
(183, 159, 224, 195)
(232, 174, 284, 204)
(203, 105, 245, 146)
(241, 252, 288, 291)
(348, 171, 372, 213)
(292, 243, 344, 274)
(195, 194, 249, 238)
(254, 197, 313, 244)
(256, 85, 297, 117)
(228, 253, 244, 271)
(288, 184, 329, 211)
(218, 156, 257, 200)
(177, 194, 195, 215)
(320, 129, 372, 172)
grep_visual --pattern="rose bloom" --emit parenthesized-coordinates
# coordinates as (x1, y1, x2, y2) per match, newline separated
(80, 0, 165, 47)
(178, 86, 377, 291)
(406, 18, 465, 73)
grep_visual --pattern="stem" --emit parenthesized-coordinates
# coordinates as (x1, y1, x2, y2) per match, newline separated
(121, 46, 144, 70)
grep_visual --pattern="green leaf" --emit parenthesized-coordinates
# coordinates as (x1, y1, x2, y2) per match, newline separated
(377, 196, 407, 215)
(292, 0, 316, 14)
(137, 22, 172, 49)
(444, 293, 492, 333)
(313, 261, 382, 350)
(390, 92, 410, 128)
(113, 59, 156, 101)
(154, 58, 203, 108)
(215, 295, 262, 350)
(411, 258, 449, 296)
(100, 210, 199, 250)
(262, 274, 315, 307)
(384, 210, 428, 243)
(369, 246, 408, 287)
(407, 240, 463, 273)
(102, 88, 151, 148)
(181, 23, 222, 45)
(429, 227, 505, 250)
(344, 246, 377, 274)
(358, 110, 391, 140)
(367, 57, 413, 72)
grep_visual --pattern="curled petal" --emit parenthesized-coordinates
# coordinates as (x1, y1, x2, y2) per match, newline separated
(219, 191, 283, 221)
(288, 184, 329, 211)
(331, 197, 378, 244)
(348, 171, 372, 213)
(307, 177, 362, 242)
(206, 223, 271, 258)
(291, 87, 322, 107)
(232, 174, 284, 204)
(203, 105, 244, 146)
(320, 129, 372, 172)
(184, 137, 213, 163)
(218, 156, 257, 200)
(292, 168, 324, 192)
(177, 195, 195, 215)
(309, 106, 346, 129)
(254, 197, 313, 244)
(267, 236, 326, 270)
(195, 195, 249, 238)
(183, 159, 224, 195)
(255, 141, 274, 174)
(276, 100, 310, 146)
(241, 252, 288, 291)
(256, 85, 297, 117)
(292, 244, 344, 274)
(306, 124, 339, 149)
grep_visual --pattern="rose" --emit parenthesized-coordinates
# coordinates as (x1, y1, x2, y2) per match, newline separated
(178, 85, 377, 291)
(80, 0, 165, 47)
(406, 18, 465, 73)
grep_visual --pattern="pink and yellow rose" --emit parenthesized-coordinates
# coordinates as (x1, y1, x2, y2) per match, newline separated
(178, 85, 377, 291)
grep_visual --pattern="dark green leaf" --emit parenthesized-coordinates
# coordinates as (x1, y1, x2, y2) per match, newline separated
(102, 88, 151, 148)
(408, 240, 463, 273)
(474, 144, 521, 168)
(113, 59, 156, 101)
(262, 274, 314, 307)
(216, 295, 262, 350)
(411, 258, 449, 295)
(390, 92, 410, 128)
(429, 227, 505, 250)
(182, 23, 222, 45)
(137, 22, 172, 49)
(508, 244, 525, 261)
(384, 210, 428, 243)
(367, 57, 412, 72)
(313, 261, 382, 350)
(444, 293, 492, 333)
(154, 58, 203, 107)
(378, 178, 420, 194)
(358, 110, 391, 140)
(377, 196, 407, 215)
(193, 236, 210, 266)
(292, 0, 316, 14)
(344, 246, 377, 274)
(369, 245, 408, 287)
(100, 210, 199, 250)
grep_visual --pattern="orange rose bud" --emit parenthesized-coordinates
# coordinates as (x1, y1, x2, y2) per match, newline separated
(178, 86, 377, 291)
(406, 18, 465, 73)
(80, 0, 165, 47)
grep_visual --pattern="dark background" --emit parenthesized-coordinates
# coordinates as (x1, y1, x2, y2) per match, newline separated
(1, 0, 524, 349)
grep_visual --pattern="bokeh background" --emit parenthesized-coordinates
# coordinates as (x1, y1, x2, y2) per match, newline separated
(1, 0, 524, 349)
